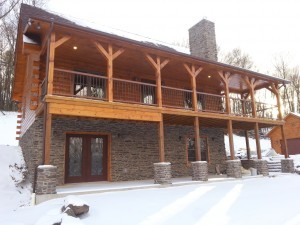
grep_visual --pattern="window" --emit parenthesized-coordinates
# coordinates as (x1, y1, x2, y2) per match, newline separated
(73, 73, 106, 99)
(186, 137, 209, 163)
(141, 79, 156, 104)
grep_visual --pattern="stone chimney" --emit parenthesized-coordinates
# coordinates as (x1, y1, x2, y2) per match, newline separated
(189, 19, 218, 61)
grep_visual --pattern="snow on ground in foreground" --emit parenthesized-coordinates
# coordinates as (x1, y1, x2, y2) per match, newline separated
(0, 111, 18, 146)
(0, 175, 300, 225)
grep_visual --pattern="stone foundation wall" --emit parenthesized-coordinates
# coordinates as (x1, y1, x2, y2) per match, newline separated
(19, 116, 44, 186)
(20, 116, 227, 186)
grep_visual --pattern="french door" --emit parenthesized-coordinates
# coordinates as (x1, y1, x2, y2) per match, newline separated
(65, 134, 108, 183)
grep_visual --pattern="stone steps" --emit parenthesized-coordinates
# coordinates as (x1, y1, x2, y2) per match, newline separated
(267, 160, 281, 172)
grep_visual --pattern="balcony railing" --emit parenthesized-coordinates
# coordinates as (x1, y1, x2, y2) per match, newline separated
(229, 97, 252, 117)
(256, 102, 278, 120)
(197, 92, 226, 113)
(38, 68, 281, 121)
(113, 78, 157, 106)
(53, 69, 108, 100)
(162, 86, 193, 109)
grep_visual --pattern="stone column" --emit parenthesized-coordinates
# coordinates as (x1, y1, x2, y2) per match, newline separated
(154, 162, 171, 184)
(35, 165, 57, 195)
(191, 161, 208, 181)
(226, 160, 242, 178)
(256, 159, 269, 176)
(281, 158, 294, 173)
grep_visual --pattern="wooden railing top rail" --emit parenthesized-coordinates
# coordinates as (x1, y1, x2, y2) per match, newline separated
(54, 68, 108, 80)
(113, 77, 157, 87)
(197, 91, 223, 98)
(162, 85, 193, 93)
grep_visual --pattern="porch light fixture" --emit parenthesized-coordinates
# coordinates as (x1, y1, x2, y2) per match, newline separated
(73, 46, 78, 50)
(208, 75, 211, 78)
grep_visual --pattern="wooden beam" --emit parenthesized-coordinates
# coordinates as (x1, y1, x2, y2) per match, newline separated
(47, 32, 56, 95)
(194, 117, 201, 161)
(227, 119, 235, 160)
(245, 130, 251, 160)
(254, 122, 261, 159)
(184, 64, 203, 111)
(218, 71, 231, 114)
(280, 125, 289, 158)
(271, 83, 283, 120)
(158, 116, 165, 162)
(44, 104, 52, 164)
(54, 35, 71, 49)
(244, 76, 257, 118)
(145, 54, 170, 108)
(94, 42, 124, 102)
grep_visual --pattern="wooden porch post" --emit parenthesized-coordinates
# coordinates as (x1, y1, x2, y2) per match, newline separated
(245, 131, 251, 160)
(158, 115, 165, 162)
(227, 120, 235, 160)
(254, 122, 262, 159)
(145, 54, 169, 107)
(47, 32, 56, 95)
(94, 42, 124, 102)
(244, 77, 258, 118)
(43, 32, 56, 164)
(280, 125, 289, 158)
(183, 64, 203, 111)
(271, 83, 283, 120)
(194, 117, 201, 161)
(218, 71, 231, 114)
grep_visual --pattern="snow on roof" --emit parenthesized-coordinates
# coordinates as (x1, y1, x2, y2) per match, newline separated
(58, 13, 190, 55)
(289, 112, 300, 118)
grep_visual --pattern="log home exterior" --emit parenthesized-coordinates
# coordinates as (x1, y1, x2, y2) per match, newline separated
(13, 4, 293, 190)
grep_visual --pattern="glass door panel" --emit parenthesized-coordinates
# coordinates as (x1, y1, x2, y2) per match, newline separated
(68, 137, 83, 177)
(91, 137, 103, 176)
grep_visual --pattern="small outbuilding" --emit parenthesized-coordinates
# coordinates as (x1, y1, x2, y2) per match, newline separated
(267, 113, 300, 155)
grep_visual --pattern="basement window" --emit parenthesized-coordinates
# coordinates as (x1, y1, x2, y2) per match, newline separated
(186, 137, 209, 163)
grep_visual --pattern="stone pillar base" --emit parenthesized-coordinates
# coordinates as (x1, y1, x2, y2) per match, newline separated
(226, 160, 242, 178)
(241, 159, 257, 169)
(281, 159, 294, 173)
(191, 161, 208, 181)
(35, 165, 57, 195)
(154, 162, 172, 184)
(256, 159, 269, 176)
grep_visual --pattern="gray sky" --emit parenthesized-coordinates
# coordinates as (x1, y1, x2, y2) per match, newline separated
(47, 0, 300, 74)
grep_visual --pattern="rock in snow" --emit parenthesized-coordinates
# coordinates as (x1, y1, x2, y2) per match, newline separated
(62, 196, 89, 217)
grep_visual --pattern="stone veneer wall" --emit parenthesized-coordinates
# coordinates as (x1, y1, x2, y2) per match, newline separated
(19, 116, 44, 186)
(20, 116, 227, 186)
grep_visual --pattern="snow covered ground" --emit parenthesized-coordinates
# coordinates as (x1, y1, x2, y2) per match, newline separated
(0, 111, 19, 146)
(0, 174, 300, 225)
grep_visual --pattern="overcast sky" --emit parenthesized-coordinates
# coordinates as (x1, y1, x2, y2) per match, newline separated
(47, 0, 300, 74)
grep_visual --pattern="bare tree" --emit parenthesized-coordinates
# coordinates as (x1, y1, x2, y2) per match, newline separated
(219, 48, 254, 70)
(0, 0, 47, 110)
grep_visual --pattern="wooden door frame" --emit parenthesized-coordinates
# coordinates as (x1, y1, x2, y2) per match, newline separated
(185, 135, 210, 166)
(64, 132, 111, 183)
